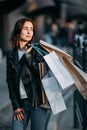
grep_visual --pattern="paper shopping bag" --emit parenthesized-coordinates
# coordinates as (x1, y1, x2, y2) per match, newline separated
(41, 73, 66, 115)
(39, 62, 48, 104)
(39, 62, 47, 79)
(40, 40, 72, 61)
(43, 51, 74, 89)
(61, 57, 87, 100)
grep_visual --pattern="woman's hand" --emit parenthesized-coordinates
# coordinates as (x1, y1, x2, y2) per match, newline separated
(14, 108, 24, 121)
(25, 47, 32, 53)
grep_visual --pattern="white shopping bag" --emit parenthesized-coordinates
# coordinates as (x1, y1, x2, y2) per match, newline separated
(43, 51, 74, 89)
(41, 71, 66, 115)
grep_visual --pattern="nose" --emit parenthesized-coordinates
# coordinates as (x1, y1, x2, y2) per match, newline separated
(27, 29, 30, 34)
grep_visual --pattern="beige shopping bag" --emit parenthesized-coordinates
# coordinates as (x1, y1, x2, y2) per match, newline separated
(39, 62, 47, 79)
(38, 62, 48, 104)
(61, 57, 87, 100)
(40, 39, 72, 61)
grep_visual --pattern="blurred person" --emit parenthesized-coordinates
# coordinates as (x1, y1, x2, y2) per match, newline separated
(6, 17, 51, 130)
(42, 23, 62, 48)
(44, 16, 53, 33)
(67, 21, 77, 47)
(55, 19, 68, 47)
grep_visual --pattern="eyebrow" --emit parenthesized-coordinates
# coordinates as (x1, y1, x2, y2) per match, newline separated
(23, 26, 33, 29)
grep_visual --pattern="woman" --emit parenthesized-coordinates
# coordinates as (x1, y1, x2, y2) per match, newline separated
(6, 17, 51, 130)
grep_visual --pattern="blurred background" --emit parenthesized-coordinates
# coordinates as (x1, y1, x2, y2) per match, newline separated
(0, 0, 87, 130)
(0, 0, 87, 54)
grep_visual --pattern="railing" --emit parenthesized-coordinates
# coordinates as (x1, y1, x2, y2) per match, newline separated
(73, 38, 87, 130)
(73, 38, 87, 72)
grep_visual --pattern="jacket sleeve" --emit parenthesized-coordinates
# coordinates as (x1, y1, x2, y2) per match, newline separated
(6, 51, 20, 110)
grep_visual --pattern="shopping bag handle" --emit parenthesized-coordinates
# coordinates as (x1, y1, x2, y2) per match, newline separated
(31, 43, 48, 56)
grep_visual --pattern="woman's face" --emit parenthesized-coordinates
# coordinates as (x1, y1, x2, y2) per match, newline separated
(20, 21, 34, 43)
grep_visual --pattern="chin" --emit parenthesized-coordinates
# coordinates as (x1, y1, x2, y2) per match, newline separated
(27, 38, 32, 41)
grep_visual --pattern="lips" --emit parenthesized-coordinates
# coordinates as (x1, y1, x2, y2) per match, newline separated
(26, 35, 31, 37)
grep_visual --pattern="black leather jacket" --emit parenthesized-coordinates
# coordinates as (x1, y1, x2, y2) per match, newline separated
(6, 45, 48, 110)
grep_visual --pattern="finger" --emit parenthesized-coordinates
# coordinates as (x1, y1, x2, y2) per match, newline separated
(19, 112, 24, 120)
(17, 113, 24, 121)
(21, 108, 24, 113)
(17, 114, 22, 121)
(26, 47, 32, 53)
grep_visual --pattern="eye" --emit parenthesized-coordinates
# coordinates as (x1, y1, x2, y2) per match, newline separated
(23, 27, 28, 30)
(30, 27, 33, 31)
(23, 27, 33, 32)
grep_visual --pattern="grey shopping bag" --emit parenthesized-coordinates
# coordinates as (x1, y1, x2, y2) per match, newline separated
(41, 71, 66, 115)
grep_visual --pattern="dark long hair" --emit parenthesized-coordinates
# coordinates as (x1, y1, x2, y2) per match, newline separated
(11, 17, 35, 48)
